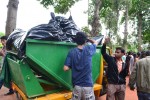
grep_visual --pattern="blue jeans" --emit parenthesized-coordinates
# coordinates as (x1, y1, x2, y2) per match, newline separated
(137, 91, 150, 100)
(72, 85, 95, 100)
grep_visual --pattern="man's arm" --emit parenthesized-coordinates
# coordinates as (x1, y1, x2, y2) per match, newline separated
(129, 62, 137, 90)
(64, 51, 72, 71)
(87, 39, 98, 46)
(101, 38, 111, 63)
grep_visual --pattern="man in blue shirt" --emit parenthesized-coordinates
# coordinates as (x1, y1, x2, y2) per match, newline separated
(64, 32, 98, 100)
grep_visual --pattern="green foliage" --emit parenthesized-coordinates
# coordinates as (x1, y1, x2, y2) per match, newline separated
(142, 10, 150, 43)
(81, 26, 90, 34)
(37, 0, 80, 14)
(0, 32, 5, 36)
(129, 0, 150, 17)
(37, 0, 149, 49)
(0, 32, 4, 48)
(143, 30, 150, 43)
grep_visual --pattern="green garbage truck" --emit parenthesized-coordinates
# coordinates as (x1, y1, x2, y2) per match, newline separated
(5, 39, 108, 100)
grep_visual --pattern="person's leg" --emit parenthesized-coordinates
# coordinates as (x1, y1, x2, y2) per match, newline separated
(4, 82, 14, 95)
(106, 84, 117, 100)
(4, 88, 14, 95)
(72, 85, 82, 100)
(0, 79, 4, 89)
(82, 86, 95, 100)
(115, 84, 125, 100)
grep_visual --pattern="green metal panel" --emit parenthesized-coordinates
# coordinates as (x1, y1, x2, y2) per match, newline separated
(92, 48, 101, 82)
(7, 57, 45, 98)
(26, 39, 101, 90)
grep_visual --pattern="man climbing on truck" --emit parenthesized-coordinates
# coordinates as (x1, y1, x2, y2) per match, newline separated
(63, 32, 98, 100)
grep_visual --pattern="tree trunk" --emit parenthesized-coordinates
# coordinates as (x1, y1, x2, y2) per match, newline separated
(114, 0, 120, 46)
(137, 13, 143, 51)
(123, 0, 129, 50)
(5, 0, 19, 36)
(90, 0, 102, 36)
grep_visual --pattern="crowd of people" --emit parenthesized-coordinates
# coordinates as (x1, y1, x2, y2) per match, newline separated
(101, 40, 150, 100)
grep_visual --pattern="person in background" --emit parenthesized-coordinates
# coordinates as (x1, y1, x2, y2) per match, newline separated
(63, 32, 98, 100)
(101, 38, 128, 100)
(129, 50, 150, 100)
(132, 53, 137, 66)
(140, 51, 146, 59)
(125, 52, 131, 75)
(136, 52, 141, 61)
(128, 51, 134, 75)
(122, 51, 126, 63)
(0, 36, 14, 95)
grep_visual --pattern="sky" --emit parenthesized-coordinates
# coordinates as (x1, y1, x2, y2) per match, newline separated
(0, 0, 88, 33)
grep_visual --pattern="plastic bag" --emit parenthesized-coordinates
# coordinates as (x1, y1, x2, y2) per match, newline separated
(6, 12, 81, 57)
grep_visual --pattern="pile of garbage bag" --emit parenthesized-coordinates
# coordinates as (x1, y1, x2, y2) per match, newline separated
(6, 12, 80, 57)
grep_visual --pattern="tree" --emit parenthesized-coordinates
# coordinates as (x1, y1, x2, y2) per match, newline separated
(5, 0, 19, 36)
(90, 0, 102, 36)
(128, 0, 150, 51)
(0, 32, 5, 37)
(99, 0, 123, 47)
(38, 0, 150, 51)
(122, 0, 130, 50)
(37, 0, 80, 14)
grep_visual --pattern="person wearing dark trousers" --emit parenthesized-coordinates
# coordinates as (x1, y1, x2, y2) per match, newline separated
(101, 38, 128, 100)
(129, 50, 150, 100)
(0, 36, 14, 95)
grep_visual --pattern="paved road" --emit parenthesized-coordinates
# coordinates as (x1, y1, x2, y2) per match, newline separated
(0, 77, 138, 100)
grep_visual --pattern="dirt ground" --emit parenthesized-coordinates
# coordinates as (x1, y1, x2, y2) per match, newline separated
(0, 77, 138, 100)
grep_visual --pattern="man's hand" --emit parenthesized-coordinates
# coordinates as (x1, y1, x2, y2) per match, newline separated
(103, 37, 110, 45)
(63, 65, 70, 71)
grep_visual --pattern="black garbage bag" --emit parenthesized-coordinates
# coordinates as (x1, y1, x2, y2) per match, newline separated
(6, 12, 81, 57)
(27, 12, 80, 42)
(49, 13, 80, 42)
(6, 29, 27, 53)
(60, 16, 79, 36)
(26, 23, 71, 42)
(27, 24, 62, 41)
